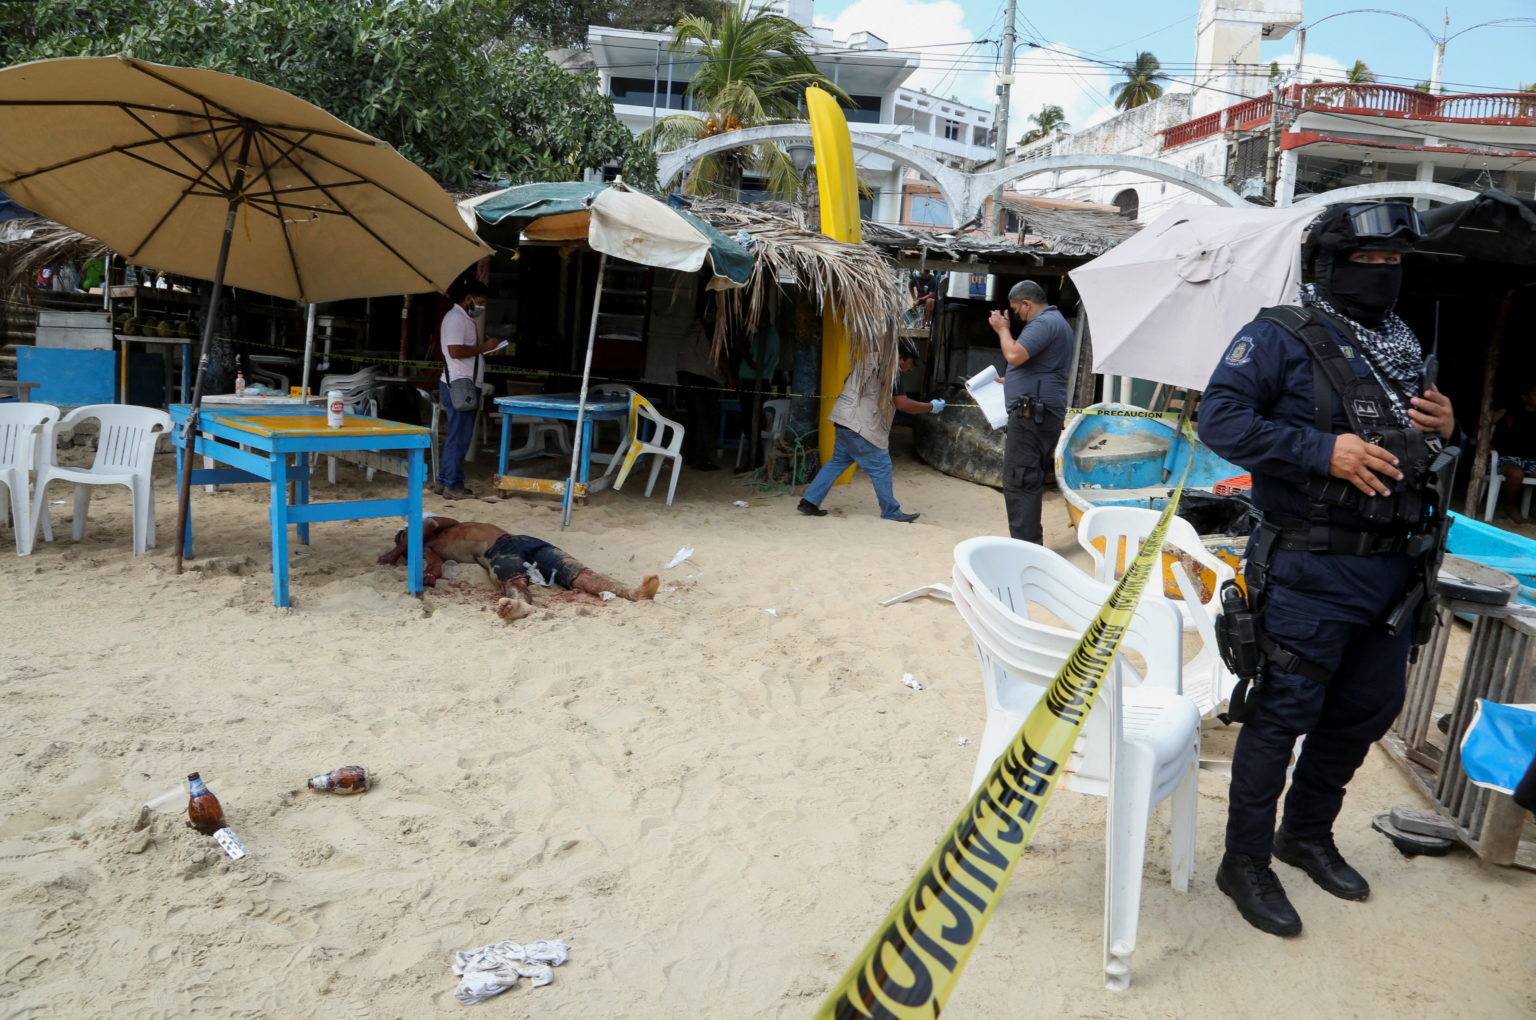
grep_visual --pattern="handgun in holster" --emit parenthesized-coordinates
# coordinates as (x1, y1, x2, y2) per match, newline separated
(1214, 579, 1264, 725)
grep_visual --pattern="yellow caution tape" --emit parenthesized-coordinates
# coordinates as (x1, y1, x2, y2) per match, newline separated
(815, 432, 1193, 1020)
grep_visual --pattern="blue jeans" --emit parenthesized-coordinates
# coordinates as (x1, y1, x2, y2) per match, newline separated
(438, 381, 476, 489)
(802, 425, 903, 518)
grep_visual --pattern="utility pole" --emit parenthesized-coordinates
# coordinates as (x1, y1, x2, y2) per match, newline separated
(990, 0, 1017, 234)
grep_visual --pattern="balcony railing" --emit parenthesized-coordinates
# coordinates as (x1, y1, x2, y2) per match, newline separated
(1159, 84, 1536, 150)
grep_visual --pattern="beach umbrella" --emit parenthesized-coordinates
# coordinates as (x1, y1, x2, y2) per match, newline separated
(0, 55, 491, 570)
(462, 179, 751, 526)
(1071, 205, 1321, 394)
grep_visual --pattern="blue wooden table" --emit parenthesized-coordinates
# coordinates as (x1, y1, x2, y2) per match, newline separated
(493, 393, 630, 511)
(169, 403, 430, 607)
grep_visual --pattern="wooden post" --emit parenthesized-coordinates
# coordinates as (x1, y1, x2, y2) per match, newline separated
(1463, 289, 1515, 518)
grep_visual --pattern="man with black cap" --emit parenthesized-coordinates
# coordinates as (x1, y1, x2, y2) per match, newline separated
(797, 337, 943, 522)
(1199, 201, 1459, 937)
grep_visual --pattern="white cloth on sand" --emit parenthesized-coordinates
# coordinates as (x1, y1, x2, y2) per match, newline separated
(452, 939, 569, 1005)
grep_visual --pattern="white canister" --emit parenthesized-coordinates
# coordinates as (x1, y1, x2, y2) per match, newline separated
(327, 390, 345, 428)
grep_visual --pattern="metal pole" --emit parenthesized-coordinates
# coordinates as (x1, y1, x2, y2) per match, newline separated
(651, 42, 661, 139)
(562, 252, 607, 529)
(174, 125, 253, 574)
(1264, 81, 1283, 202)
(991, 0, 1017, 233)
(300, 302, 317, 399)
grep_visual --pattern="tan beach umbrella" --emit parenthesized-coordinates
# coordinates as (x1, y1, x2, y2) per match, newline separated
(0, 54, 491, 570)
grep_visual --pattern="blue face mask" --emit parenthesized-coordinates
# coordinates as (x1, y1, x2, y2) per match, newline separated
(467, 302, 485, 318)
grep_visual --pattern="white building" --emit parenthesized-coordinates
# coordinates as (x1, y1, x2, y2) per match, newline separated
(586, 10, 995, 224)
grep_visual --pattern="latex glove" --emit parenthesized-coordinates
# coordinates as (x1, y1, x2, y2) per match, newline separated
(929, 398, 946, 414)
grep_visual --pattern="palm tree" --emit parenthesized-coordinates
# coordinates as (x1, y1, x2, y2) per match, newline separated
(1112, 52, 1164, 111)
(645, 1, 850, 198)
(1346, 60, 1376, 84)
(1018, 104, 1068, 146)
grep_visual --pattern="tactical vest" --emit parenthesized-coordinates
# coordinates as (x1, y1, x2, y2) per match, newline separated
(1255, 305, 1439, 530)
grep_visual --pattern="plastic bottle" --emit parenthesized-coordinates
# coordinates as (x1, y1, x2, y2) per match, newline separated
(234, 370, 246, 396)
(327, 390, 345, 428)
(187, 772, 247, 860)
(307, 765, 370, 794)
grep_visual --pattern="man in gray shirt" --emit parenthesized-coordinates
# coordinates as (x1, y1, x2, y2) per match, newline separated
(987, 279, 1072, 543)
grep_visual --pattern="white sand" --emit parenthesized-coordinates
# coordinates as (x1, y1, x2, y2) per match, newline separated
(2, 432, 1533, 1018)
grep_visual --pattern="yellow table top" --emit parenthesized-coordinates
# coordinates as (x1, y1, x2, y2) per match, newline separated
(216, 414, 430, 439)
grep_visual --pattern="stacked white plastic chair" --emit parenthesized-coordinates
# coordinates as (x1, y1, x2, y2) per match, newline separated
(613, 392, 686, 506)
(32, 404, 171, 556)
(952, 536, 1201, 991)
(0, 402, 61, 555)
(318, 367, 382, 483)
(735, 397, 790, 469)
(1076, 505, 1238, 717)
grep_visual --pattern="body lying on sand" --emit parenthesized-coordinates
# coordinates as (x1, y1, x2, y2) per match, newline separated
(377, 517, 659, 621)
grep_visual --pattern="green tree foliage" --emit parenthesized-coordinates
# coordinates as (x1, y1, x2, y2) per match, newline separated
(1345, 59, 1376, 84)
(0, 0, 654, 189)
(1112, 52, 1165, 111)
(1017, 104, 1068, 146)
(644, 0, 850, 198)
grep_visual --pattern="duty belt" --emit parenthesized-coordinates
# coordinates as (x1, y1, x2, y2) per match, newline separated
(1265, 515, 1410, 557)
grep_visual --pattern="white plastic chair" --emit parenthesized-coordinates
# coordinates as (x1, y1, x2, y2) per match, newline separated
(1483, 448, 1536, 521)
(952, 536, 1201, 991)
(318, 368, 382, 483)
(735, 397, 791, 469)
(584, 386, 634, 477)
(1, 402, 61, 555)
(614, 393, 686, 506)
(32, 404, 171, 556)
(1077, 505, 1238, 717)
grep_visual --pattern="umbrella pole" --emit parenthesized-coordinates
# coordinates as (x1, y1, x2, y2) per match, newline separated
(1162, 391, 1198, 484)
(174, 145, 251, 574)
(563, 252, 608, 529)
(300, 303, 317, 400)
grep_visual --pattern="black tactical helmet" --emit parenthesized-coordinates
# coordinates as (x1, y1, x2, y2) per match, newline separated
(1303, 200, 1426, 267)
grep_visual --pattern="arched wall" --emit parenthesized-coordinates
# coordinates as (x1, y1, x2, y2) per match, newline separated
(1290, 182, 1479, 208)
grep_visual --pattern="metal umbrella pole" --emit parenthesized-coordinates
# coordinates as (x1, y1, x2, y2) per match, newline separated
(300, 302, 317, 399)
(173, 128, 252, 574)
(563, 252, 608, 529)
(1161, 391, 1199, 484)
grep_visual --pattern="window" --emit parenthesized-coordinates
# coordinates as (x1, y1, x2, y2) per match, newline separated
(608, 76, 688, 110)
(846, 94, 883, 124)
(909, 195, 950, 225)
(943, 120, 960, 141)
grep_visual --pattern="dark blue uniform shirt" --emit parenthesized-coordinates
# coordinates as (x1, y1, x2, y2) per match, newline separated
(1199, 314, 1419, 622)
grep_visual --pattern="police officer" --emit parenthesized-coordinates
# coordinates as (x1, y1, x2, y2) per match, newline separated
(988, 280, 1073, 543)
(1198, 201, 1458, 937)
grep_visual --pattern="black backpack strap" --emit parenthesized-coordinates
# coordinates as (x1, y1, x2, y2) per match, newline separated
(1256, 305, 1361, 417)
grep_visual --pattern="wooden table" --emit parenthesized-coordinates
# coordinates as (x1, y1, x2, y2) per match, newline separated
(492, 393, 630, 509)
(0, 380, 39, 402)
(170, 403, 429, 607)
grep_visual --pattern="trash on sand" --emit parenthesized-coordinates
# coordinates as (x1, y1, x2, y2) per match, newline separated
(665, 545, 693, 569)
(957, 737, 973, 746)
(186, 772, 247, 860)
(731, 500, 750, 508)
(307, 765, 370, 794)
(764, 608, 779, 617)
(900, 673, 924, 691)
(598, 591, 616, 601)
(440, 559, 462, 579)
(452, 939, 570, 1005)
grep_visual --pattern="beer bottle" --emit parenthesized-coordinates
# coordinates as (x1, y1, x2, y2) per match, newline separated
(307, 765, 369, 794)
(186, 772, 226, 835)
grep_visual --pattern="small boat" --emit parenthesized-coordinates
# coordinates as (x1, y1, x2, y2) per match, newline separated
(1445, 513, 1536, 606)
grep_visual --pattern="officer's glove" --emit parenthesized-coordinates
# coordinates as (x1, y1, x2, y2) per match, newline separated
(929, 398, 946, 414)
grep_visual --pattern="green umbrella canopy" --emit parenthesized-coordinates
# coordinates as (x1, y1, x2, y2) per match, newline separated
(459, 181, 752, 287)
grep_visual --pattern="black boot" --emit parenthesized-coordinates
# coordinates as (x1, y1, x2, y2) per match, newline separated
(797, 498, 827, 517)
(1273, 829, 1370, 901)
(1216, 851, 1303, 936)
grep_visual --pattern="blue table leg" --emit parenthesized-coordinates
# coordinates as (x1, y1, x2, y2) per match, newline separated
(292, 453, 310, 545)
(498, 411, 512, 476)
(579, 420, 594, 487)
(180, 347, 192, 403)
(269, 455, 291, 607)
(406, 449, 424, 595)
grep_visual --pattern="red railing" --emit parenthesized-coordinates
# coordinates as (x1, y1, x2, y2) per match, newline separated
(1160, 83, 1536, 150)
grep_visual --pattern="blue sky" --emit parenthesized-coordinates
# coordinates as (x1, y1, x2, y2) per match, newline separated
(813, 0, 1536, 132)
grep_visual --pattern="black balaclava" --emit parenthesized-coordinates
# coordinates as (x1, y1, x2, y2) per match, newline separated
(1322, 255, 1401, 327)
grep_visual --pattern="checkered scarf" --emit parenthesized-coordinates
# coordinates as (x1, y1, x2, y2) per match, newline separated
(1300, 283, 1421, 427)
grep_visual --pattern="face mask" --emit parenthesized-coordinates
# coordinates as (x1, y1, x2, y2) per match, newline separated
(467, 302, 485, 318)
(1326, 259, 1401, 325)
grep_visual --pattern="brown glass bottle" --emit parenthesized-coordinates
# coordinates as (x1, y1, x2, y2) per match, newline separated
(307, 765, 369, 794)
(186, 772, 227, 836)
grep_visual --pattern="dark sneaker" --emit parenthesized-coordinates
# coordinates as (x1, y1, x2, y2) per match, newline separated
(427, 482, 444, 495)
(442, 486, 477, 501)
(886, 512, 920, 523)
(1273, 830, 1370, 900)
(1216, 851, 1303, 936)
(797, 498, 827, 517)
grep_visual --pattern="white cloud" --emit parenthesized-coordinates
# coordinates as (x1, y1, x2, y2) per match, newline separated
(815, 0, 993, 110)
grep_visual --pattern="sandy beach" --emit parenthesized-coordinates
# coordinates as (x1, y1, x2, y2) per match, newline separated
(2, 429, 1533, 1019)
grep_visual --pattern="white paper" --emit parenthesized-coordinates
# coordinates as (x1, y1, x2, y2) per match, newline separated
(965, 365, 1008, 431)
(490, 339, 509, 353)
(900, 673, 924, 691)
(665, 545, 694, 569)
